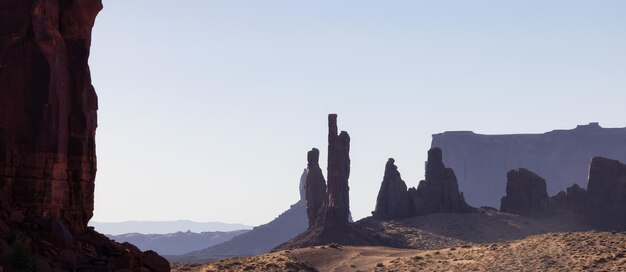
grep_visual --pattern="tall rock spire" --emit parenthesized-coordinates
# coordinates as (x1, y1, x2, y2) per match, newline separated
(372, 158, 414, 219)
(304, 148, 326, 227)
(325, 114, 351, 224)
(408, 147, 474, 215)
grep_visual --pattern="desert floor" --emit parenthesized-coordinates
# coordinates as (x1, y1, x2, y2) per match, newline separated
(172, 231, 626, 272)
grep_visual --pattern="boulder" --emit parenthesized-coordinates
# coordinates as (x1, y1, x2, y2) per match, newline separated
(141, 250, 170, 272)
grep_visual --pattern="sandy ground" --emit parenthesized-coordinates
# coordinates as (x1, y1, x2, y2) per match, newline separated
(357, 209, 593, 249)
(172, 231, 626, 272)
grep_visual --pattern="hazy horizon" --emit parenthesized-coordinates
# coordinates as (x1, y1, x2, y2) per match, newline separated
(90, 0, 626, 226)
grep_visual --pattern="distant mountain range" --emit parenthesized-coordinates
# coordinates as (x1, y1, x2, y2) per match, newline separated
(107, 230, 249, 255)
(169, 200, 308, 263)
(89, 220, 252, 235)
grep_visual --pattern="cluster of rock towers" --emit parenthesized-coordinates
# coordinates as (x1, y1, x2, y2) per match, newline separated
(500, 158, 626, 229)
(372, 148, 475, 220)
(304, 114, 352, 227)
(303, 114, 475, 229)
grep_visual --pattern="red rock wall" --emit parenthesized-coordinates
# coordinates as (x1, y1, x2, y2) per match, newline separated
(0, 0, 102, 233)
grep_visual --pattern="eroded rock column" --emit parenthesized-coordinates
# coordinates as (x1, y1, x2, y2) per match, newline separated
(304, 148, 326, 227)
(372, 158, 413, 219)
(324, 114, 351, 224)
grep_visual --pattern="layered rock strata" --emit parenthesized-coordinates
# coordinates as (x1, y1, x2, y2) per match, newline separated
(0, 1, 169, 270)
(0, 0, 100, 235)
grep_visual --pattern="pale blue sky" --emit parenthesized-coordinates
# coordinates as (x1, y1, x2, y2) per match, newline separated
(90, 0, 626, 226)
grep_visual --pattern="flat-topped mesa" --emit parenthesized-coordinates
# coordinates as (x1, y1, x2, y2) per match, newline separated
(305, 148, 327, 227)
(408, 147, 475, 215)
(372, 158, 414, 219)
(324, 114, 351, 224)
(586, 157, 626, 229)
(500, 168, 549, 214)
(431, 123, 626, 209)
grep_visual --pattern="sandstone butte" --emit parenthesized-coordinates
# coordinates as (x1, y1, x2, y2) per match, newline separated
(0, 1, 168, 271)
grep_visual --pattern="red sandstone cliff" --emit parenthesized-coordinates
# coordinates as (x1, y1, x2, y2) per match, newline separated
(0, 1, 169, 270)
(0, 0, 100, 234)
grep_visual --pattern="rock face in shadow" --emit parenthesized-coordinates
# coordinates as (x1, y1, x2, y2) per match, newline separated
(0, 0, 100, 235)
(276, 114, 386, 250)
(432, 123, 626, 208)
(504, 157, 626, 230)
(500, 168, 549, 214)
(550, 183, 588, 213)
(305, 148, 326, 227)
(0, 1, 169, 270)
(408, 148, 475, 215)
(323, 114, 351, 225)
(372, 158, 413, 219)
(586, 157, 626, 229)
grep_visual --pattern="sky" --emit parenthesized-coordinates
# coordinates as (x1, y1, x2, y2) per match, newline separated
(89, 0, 626, 226)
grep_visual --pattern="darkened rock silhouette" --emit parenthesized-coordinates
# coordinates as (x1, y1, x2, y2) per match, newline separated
(500, 168, 549, 214)
(502, 157, 626, 230)
(408, 148, 474, 215)
(305, 148, 327, 227)
(324, 114, 351, 224)
(586, 157, 626, 229)
(276, 114, 386, 250)
(550, 183, 588, 213)
(0, 1, 168, 270)
(432, 123, 626, 208)
(372, 158, 413, 219)
(0, 0, 100, 235)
